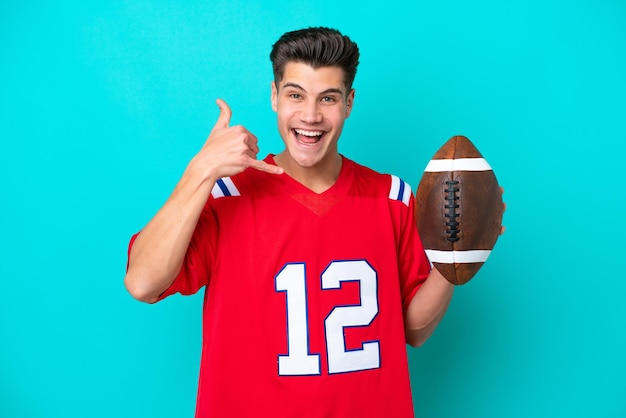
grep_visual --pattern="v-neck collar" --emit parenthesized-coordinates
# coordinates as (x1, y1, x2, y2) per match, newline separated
(266, 154, 353, 196)
(265, 154, 354, 216)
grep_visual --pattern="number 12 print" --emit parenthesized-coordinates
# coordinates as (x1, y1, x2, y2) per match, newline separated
(275, 260, 380, 376)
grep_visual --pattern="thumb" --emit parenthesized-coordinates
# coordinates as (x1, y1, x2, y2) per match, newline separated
(212, 98, 232, 131)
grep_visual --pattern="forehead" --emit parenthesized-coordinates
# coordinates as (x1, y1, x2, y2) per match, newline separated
(279, 62, 347, 93)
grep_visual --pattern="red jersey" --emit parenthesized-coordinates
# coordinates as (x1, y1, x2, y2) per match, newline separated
(130, 155, 430, 417)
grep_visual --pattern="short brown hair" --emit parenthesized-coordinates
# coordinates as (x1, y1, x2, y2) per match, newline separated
(270, 27, 360, 90)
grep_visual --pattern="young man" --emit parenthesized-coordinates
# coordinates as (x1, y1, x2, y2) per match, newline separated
(125, 27, 454, 417)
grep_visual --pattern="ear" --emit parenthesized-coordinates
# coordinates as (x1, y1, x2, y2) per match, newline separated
(345, 88, 355, 118)
(271, 81, 278, 112)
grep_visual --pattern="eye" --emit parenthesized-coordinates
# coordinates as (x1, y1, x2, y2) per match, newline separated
(321, 96, 337, 103)
(289, 93, 302, 100)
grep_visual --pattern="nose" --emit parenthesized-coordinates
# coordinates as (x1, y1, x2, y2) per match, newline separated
(300, 99, 323, 124)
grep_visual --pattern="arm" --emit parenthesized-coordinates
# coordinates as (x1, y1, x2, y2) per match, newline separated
(404, 267, 454, 347)
(124, 99, 283, 303)
(404, 189, 505, 346)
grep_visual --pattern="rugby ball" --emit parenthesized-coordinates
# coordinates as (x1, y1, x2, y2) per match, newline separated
(415, 135, 503, 285)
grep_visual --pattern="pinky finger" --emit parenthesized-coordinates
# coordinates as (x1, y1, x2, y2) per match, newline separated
(249, 159, 284, 175)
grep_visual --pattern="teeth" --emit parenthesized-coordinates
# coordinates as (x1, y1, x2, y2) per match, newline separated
(295, 129, 323, 137)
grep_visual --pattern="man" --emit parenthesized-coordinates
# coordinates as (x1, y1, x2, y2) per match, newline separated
(125, 27, 454, 417)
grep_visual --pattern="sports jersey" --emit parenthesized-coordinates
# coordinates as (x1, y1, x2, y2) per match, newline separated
(128, 155, 431, 418)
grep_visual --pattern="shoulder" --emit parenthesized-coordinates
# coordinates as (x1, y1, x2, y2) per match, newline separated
(210, 176, 242, 199)
(208, 170, 262, 202)
(345, 157, 412, 207)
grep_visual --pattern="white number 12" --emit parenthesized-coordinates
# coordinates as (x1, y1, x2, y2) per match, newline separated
(275, 260, 380, 376)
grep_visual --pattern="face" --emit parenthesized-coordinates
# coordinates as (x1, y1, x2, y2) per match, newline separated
(271, 62, 354, 176)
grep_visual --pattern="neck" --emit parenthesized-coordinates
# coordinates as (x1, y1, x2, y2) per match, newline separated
(274, 152, 342, 194)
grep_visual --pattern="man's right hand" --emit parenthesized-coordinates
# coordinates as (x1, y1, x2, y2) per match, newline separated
(189, 99, 283, 184)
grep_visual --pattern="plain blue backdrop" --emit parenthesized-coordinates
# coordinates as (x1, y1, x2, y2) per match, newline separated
(1, 1, 624, 417)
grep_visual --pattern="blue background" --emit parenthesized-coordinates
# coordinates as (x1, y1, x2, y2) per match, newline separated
(1, 1, 624, 417)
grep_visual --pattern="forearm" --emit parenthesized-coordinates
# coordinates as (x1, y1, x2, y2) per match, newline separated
(404, 267, 454, 347)
(124, 163, 217, 303)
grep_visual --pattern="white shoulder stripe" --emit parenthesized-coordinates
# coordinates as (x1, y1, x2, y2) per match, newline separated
(389, 175, 411, 207)
(211, 177, 240, 199)
(425, 249, 492, 265)
(424, 158, 492, 172)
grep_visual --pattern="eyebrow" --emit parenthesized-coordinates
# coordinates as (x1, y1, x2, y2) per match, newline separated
(282, 82, 344, 96)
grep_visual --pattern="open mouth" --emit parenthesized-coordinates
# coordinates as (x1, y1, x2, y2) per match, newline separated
(293, 128, 325, 146)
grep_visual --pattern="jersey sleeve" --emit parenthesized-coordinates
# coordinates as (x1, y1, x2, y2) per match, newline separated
(126, 203, 218, 302)
(389, 176, 431, 312)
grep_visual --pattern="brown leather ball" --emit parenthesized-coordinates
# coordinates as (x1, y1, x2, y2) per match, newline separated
(415, 136, 504, 285)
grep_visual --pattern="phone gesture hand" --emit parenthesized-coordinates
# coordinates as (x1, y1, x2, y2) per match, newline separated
(195, 99, 283, 181)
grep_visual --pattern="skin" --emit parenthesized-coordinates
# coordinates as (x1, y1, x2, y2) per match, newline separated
(271, 62, 354, 193)
(124, 61, 458, 348)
